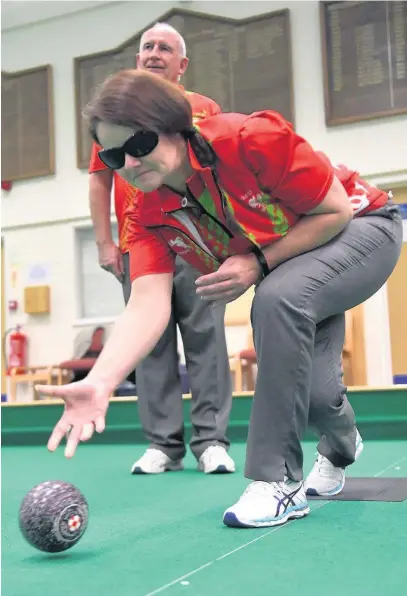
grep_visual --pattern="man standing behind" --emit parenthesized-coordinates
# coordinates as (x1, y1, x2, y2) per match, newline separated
(88, 23, 235, 475)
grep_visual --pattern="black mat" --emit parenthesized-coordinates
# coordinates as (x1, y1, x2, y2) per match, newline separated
(307, 477, 407, 502)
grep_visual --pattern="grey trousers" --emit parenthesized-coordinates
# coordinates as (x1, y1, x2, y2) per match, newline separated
(246, 205, 403, 482)
(122, 254, 233, 460)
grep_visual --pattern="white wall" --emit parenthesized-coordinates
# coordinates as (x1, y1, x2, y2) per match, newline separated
(4, 224, 80, 365)
(3, 0, 407, 231)
(1, 1, 113, 30)
(2, 0, 406, 394)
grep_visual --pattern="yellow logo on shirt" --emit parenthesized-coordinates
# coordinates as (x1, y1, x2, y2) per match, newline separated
(193, 111, 208, 123)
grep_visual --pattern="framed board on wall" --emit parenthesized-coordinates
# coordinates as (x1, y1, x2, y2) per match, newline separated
(74, 8, 294, 169)
(320, 1, 407, 126)
(1, 65, 55, 181)
(74, 35, 141, 170)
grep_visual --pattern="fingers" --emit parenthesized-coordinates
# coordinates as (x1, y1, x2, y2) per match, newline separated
(36, 384, 68, 399)
(206, 287, 245, 303)
(94, 416, 106, 434)
(110, 265, 124, 283)
(65, 425, 83, 458)
(49, 418, 106, 456)
(117, 253, 125, 276)
(112, 260, 124, 281)
(101, 265, 116, 278)
(48, 405, 107, 458)
(66, 419, 105, 456)
(101, 258, 124, 282)
(196, 280, 237, 298)
(197, 281, 241, 301)
(195, 271, 232, 286)
(79, 423, 95, 443)
(78, 418, 105, 443)
(48, 419, 71, 452)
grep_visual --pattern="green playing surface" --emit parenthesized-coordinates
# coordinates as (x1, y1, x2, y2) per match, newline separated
(2, 440, 407, 596)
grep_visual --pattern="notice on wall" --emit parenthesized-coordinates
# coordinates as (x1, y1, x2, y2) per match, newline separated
(26, 263, 51, 286)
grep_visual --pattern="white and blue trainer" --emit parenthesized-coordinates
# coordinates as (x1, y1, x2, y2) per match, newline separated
(223, 479, 310, 528)
(304, 429, 364, 496)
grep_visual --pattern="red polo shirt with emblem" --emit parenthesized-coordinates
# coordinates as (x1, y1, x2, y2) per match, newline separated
(88, 89, 221, 253)
(125, 110, 389, 281)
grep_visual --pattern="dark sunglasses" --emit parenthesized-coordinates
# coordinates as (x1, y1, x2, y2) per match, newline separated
(98, 129, 159, 170)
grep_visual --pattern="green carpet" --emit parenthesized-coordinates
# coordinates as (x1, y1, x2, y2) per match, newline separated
(2, 441, 407, 596)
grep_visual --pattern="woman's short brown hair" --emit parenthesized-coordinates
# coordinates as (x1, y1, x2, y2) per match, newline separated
(84, 69, 193, 142)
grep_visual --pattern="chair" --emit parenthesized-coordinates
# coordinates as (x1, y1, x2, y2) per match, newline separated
(230, 309, 359, 392)
(58, 326, 105, 383)
(229, 327, 257, 392)
(224, 288, 256, 392)
(6, 327, 106, 402)
(8, 365, 52, 402)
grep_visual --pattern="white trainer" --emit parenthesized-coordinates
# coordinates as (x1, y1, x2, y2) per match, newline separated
(198, 445, 236, 474)
(304, 429, 364, 496)
(130, 448, 184, 475)
(223, 480, 310, 528)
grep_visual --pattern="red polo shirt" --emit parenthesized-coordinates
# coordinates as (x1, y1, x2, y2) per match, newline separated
(125, 110, 389, 281)
(88, 90, 221, 252)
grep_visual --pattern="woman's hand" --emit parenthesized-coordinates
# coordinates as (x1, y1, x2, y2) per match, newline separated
(35, 380, 110, 458)
(195, 253, 261, 303)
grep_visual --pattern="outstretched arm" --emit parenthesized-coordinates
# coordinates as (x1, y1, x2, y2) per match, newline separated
(36, 272, 173, 457)
(86, 272, 173, 392)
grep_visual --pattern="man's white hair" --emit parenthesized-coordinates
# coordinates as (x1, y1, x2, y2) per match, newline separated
(139, 22, 187, 57)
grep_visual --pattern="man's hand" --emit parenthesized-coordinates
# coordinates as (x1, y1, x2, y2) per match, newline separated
(98, 241, 124, 282)
(195, 253, 261, 304)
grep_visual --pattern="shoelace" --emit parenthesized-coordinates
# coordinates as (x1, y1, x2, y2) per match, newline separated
(315, 455, 336, 477)
(241, 481, 287, 500)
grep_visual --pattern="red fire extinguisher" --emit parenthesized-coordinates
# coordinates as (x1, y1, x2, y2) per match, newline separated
(4, 325, 28, 375)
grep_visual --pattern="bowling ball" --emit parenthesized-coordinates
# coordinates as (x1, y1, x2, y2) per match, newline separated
(19, 481, 89, 553)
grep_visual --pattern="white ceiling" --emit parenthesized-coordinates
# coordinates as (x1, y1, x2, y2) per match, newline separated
(1, 1, 119, 31)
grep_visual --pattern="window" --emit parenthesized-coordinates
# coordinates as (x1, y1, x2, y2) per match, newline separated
(76, 224, 124, 320)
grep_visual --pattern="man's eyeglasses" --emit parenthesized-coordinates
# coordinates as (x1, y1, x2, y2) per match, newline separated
(98, 130, 159, 170)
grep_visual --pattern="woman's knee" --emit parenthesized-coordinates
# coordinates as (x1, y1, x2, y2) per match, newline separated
(251, 274, 312, 329)
(309, 375, 346, 426)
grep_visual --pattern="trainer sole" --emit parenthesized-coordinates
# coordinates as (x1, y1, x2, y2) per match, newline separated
(223, 505, 310, 528)
(130, 461, 184, 475)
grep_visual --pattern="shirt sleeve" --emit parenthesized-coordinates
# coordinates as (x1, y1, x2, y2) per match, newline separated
(190, 93, 222, 121)
(126, 208, 176, 281)
(238, 112, 334, 214)
(88, 142, 108, 173)
(207, 98, 222, 116)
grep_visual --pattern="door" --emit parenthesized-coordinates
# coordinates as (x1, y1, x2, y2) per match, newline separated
(1, 238, 6, 394)
(387, 186, 407, 378)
